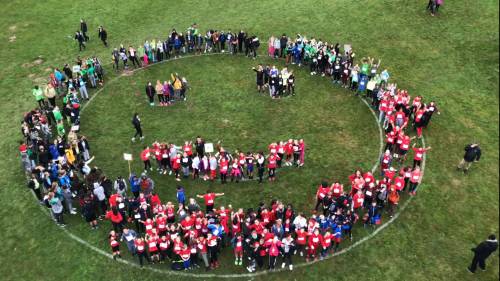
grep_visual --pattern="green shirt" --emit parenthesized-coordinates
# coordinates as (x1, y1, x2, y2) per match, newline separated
(53, 109, 62, 121)
(137, 46, 145, 57)
(32, 88, 43, 101)
(57, 123, 65, 136)
(361, 63, 369, 75)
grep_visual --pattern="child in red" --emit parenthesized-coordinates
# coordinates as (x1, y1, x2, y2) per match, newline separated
(409, 166, 422, 195)
(233, 233, 244, 266)
(267, 153, 280, 181)
(109, 230, 121, 260)
(307, 229, 322, 262)
(140, 146, 152, 172)
(180, 244, 191, 269)
(230, 159, 241, 182)
(134, 237, 148, 267)
(147, 233, 160, 263)
(172, 153, 181, 181)
(412, 144, 431, 168)
(219, 156, 229, 184)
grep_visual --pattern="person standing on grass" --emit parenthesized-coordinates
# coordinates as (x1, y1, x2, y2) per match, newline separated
(408, 166, 422, 196)
(98, 26, 108, 47)
(44, 82, 57, 107)
(134, 237, 149, 267)
(109, 231, 122, 260)
(468, 234, 498, 273)
(47, 191, 65, 227)
(411, 144, 431, 168)
(196, 191, 224, 213)
(457, 143, 481, 174)
(121, 228, 138, 255)
(131, 113, 144, 142)
(32, 86, 45, 108)
(74, 31, 86, 51)
(140, 146, 153, 172)
(80, 19, 89, 41)
(128, 45, 141, 68)
(145, 81, 156, 106)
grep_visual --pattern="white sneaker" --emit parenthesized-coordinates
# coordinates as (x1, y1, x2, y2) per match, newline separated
(300, 252, 303, 257)
(70, 210, 77, 215)
(281, 262, 285, 268)
(168, 171, 172, 175)
(140, 136, 145, 140)
(131, 138, 135, 142)
(289, 264, 293, 271)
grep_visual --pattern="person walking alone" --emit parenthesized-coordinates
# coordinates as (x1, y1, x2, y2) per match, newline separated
(80, 19, 89, 41)
(131, 113, 144, 142)
(457, 143, 481, 174)
(74, 31, 86, 51)
(468, 234, 498, 273)
(98, 26, 108, 47)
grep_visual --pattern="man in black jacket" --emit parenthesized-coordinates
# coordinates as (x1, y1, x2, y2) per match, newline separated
(468, 234, 498, 273)
(131, 113, 144, 142)
(74, 31, 86, 51)
(457, 143, 481, 173)
(98, 26, 108, 47)
(80, 19, 89, 41)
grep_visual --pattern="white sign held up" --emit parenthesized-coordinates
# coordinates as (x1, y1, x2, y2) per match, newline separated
(204, 143, 214, 153)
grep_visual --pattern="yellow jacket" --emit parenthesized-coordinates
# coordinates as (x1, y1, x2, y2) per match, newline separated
(65, 148, 76, 165)
(171, 74, 182, 90)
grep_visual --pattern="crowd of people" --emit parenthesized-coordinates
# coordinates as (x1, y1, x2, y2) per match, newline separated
(145, 73, 190, 106)
(138, 138, 306, 184)
(91, 23, 262, 73)
(20, 25, 441, 273)
(252, 65, 296, 98)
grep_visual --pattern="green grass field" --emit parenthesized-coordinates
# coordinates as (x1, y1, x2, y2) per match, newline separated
(0, 1, 498, 280)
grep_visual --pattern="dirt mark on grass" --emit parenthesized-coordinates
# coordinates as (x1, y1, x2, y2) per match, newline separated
(22, 56, 45, 68)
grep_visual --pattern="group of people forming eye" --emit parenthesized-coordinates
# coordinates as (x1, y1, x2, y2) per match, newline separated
(138, 137, 306, 184)
(20, 24, 442, 273)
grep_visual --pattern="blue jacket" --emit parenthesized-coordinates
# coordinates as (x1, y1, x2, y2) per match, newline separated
(49, 144, 59, 160)
(129, 174, 140, 193)
(207, 224, 225, 238)
(176, 189, 185, 204)
(58, 174, 71, 188)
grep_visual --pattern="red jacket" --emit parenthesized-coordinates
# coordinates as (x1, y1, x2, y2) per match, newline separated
(105, 210, 123, 224)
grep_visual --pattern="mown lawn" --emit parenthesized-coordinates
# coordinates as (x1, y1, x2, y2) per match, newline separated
(0, 1, 498, 281)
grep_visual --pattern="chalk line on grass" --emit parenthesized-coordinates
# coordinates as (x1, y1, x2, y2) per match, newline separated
(33, 53, 425, 278)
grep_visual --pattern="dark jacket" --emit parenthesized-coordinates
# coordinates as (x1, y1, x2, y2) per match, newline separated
(80, 22, 88, 33)
(463, 144, 481, 162)
(145, 85, 155, 98)
(78, 139, 90, 152)
(472, 239, 498, 259)
(75, 32, 85, 43)
(98, 29, 107, 41)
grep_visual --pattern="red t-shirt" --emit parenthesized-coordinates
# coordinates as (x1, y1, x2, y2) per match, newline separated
(140, 148, 151, 161)
(412, 148, 425, 161)
(316, 185, 330, 199)
(296, 230, 308, 245)
(268, 154, 280, 169)
(203, 193, 216, 206)
(183, 144, 192, 156)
